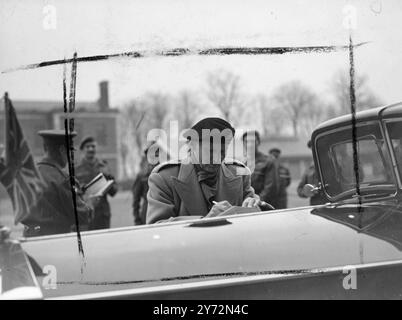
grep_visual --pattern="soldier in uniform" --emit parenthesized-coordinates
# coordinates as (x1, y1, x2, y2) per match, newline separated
(76, 136, 118, 230)
(269, 148, 291, 209)
(22, 130, 93, 237)
(146, 118, 262, 224)
(242, 130, 280, 208)
(132, 142, 159, 225)
(297, 140, 327, 205)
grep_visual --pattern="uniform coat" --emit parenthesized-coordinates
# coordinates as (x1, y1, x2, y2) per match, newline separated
(146, 160, 257, 224)
(22, 157, 92, 236)
(132, 170, 151, 225)
(75, 157, 117, 230)
(276, 163, 291, 209)
(249, 151, 280, 206)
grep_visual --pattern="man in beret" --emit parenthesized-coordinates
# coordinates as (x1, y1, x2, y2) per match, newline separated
(269, 148, 291, 209)
(76, 136, 118, 230)
(242, 130, 280, 207)
(146, 117, 261, 224)
(132, 141, 159, 225)
(22, 130, 93, 237)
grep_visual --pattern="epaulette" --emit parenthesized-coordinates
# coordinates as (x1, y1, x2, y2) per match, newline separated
(224, 158, 246, 167)
(152, 159, 181, 173)
(224, 158, 251, 175)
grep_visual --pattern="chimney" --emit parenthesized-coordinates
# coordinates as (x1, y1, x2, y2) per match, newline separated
(98, 81, 109, 111)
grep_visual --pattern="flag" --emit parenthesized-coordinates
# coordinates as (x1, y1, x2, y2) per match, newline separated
(0, 93, 46, 224)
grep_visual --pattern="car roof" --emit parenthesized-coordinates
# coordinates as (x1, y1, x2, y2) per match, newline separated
(313, 102, 402, 134)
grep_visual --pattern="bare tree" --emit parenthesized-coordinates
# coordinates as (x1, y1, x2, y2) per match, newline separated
(272, 80, 320, 136)
(255, 94, 289, 137)
(120, 92, 170, 176)
(330, 70, 382, 115)
(206, 69, 243, 123)
(173, 90, 200, 130)
(118, 115, 130, 179)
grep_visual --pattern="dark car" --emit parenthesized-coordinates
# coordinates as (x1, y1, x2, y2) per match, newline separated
(1, 103, 402, 299)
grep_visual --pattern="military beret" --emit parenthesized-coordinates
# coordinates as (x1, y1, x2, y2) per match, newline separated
(79, 136, 96, 150)
(269, 147, 281, 154)
(183, 117, 235, 142)
(38, 129, 77, 146)
(242, 130, 261, 143)
(143, 140, 157, 155)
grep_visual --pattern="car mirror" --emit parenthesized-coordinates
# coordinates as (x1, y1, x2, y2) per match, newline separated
(302, 184, 318, 197)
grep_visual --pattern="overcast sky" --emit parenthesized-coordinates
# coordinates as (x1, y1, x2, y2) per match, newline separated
(0, 0, 401, 108)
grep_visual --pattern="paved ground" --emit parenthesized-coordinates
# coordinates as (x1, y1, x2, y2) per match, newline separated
(1, 181, 309, 237)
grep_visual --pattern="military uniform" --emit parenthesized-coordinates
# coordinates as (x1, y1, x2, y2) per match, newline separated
(22, 157, 92, 237)
(75, 157, 117, 230)
(276, 163, 291, 209)
(146, 160, 257, 224)
(249, 151, 280, 207)
(132, 169, 151, 225)
(297, 163, 327, 205)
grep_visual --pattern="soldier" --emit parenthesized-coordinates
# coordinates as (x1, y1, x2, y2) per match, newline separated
(242, 130, 280, 208)
(269, 148, 291, 209)
(22, 130, 93, 237)
(76, 136, 118, 230)
(297, 140, 327, 205)
(132, 142, 159, 225)
(146, 117, 262, 224)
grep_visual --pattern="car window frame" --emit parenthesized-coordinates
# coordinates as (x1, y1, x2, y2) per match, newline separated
(314, 120, 400, 202)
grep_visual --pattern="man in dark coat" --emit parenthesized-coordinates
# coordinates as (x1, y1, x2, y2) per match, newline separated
(297, 140, 327, 205)
(146, 118, 261, 224)
(269, 148, 291, 209)
(132, 142, 159, 225)
(22, 130, 92, 237)
(76, 136, 117, 230)
(242, 130, 280, 207)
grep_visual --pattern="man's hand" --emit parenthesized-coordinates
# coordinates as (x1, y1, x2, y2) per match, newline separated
(206, 200, 232, 218)
(88, 196, 102, 209)
(242, 197, 261, 208)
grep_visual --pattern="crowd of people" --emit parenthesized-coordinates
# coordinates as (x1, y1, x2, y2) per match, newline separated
(132, 118, 325, 225)
(18, 117, 325, 236)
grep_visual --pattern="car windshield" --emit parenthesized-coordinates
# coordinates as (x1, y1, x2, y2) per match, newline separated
(386, 120, 402, 177)
(316, 122, 397, 200)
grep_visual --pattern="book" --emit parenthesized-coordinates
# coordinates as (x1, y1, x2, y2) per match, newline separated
(82, 173, 114, 198)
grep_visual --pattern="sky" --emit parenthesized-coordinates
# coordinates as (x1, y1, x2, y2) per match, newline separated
(0, 0, 401, 109)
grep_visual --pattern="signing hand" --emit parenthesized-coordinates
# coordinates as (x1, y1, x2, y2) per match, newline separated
(242, 197, 261, 208)
(206, 200, 232, 218)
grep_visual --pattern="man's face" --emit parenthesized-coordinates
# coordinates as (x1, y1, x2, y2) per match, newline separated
(190, 138, 229, 171)
(83, 141, 97, 160)
(57, 144, 68, 168)
(270, 151, 280, 159)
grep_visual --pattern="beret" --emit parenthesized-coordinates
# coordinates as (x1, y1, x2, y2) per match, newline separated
(183, 117, 235, 142)
(269, 148, 281, 154)
(242, 130, 261, 142)
(79, 136, 96, 150)
(143, 140, 157, 155)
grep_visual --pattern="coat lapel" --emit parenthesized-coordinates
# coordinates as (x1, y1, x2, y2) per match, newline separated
(172, 163, 209, 215)
(216, 163, 243, 205)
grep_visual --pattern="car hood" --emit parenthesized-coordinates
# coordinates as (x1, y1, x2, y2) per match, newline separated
(16, 202, 402, 298)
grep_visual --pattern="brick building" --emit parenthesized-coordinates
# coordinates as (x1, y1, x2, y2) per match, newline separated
(0, 81, 121, 178)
